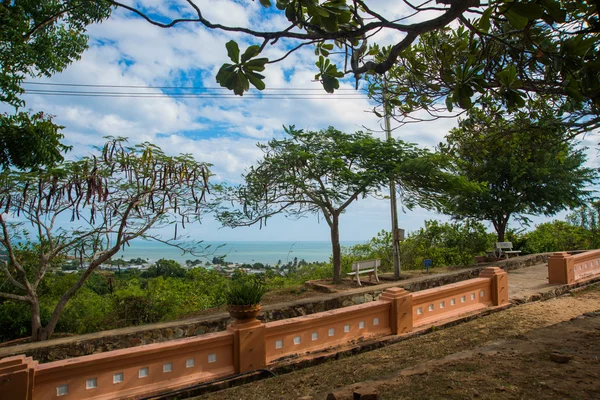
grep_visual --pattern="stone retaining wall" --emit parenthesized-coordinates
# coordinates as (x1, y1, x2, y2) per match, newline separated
(0, 253, 550, 363)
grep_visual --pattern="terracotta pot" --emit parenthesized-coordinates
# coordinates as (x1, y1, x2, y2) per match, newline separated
(227, 304, 262, 321)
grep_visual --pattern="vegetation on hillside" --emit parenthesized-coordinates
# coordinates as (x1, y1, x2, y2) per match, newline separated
(2, 215, 598, 343)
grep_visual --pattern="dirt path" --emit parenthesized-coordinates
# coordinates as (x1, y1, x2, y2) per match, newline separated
(199, 284, 600, 400)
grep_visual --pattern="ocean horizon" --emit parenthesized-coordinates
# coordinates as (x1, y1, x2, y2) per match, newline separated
(114, 240, 363, 265)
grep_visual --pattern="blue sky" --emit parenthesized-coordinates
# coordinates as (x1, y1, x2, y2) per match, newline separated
(14, 0, 599, 242)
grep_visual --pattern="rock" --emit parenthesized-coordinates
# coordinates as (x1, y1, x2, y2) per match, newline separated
(327, 389, 354, 400)
(550, 352, 573, 364)
(353, 385, 379, 399)
(341, 299, 354, 307)
(175, 328, 184, 338)
(193, 327, 206, 335)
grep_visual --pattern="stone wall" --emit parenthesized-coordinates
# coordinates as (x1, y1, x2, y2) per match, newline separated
(0, 253, 550, 363)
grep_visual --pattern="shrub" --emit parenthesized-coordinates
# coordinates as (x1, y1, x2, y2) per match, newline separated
(225, 277, 267, 306)
(521, 221, 592, 254)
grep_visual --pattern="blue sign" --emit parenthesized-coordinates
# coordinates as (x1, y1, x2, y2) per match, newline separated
(424, 259, 432, 272)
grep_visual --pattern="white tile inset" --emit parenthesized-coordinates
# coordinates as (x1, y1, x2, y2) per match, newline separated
(293, 336, 301, 345)
(417, 307, 423, 315)
(86, 378, 97, 389)
(312, 332, 319, 341)
(428, 304, 434, 312)
(344, 324, 350, 333)
(208, 353, 217, 363)
(57, 384, 69, 396)
(373, 317, 380, 325)
(186, 358, 195, 368)
(328, 328, 335, 337)
(113, 372, 124, 384)
(359, 320, 365, 329)
(480, 290, 485, 297)
(451, 298, 456, 305)
(440, 301, 445, 309)
(163, 362, 173, 373)
(139, 367, 149, 378)
(461, 295, 466, 303)
(471, 293, 476, 300)
(275, 340, 283, 349)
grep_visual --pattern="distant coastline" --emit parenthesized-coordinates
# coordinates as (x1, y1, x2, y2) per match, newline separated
(114, 240, 362, 265)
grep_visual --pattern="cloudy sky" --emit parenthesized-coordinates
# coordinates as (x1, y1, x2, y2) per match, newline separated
(16, 0, 599, 242)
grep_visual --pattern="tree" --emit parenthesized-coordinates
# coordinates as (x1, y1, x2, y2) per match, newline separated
(218, 126, 452, 283)
(1, 0, 111, 169)
(0, 138, 211, 341)
(106, 0, 599, 127)
(438, 97, 597, 242)
(143, 259, 186, 278)
(369, 18, 599, 135)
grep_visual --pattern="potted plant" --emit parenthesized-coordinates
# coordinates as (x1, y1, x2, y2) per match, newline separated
(225, 278, 267, 321)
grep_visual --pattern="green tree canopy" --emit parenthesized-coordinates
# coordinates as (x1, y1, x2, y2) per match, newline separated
(143, 259, 186, 278)
(438, 97, 598, 241)
(108, 0, 599, 128)
(0, 0, 111, 169)
(218, 126, 456, 283)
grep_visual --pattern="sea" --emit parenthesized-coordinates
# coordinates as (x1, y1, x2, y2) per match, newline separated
(113, 240, 363, 265)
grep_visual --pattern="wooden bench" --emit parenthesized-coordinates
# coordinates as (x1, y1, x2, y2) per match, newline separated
(494, 242, 521, 259)
(349, 259, 380, 286)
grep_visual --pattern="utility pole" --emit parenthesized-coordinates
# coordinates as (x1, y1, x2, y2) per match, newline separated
(383, 77, 402, 280)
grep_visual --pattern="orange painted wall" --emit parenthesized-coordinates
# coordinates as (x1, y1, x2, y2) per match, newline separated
(2, 268, 510, 400)
(572, 250, 600, 281)
(412, 278, 492, 327)
(264, 301, 391, 363)
(33, 331, 234, 400)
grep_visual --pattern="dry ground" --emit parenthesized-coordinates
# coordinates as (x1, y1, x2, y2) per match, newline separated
(197, 284, 600, 400)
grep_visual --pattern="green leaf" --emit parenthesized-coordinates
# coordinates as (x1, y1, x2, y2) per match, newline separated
(225, 40, 240, 63)
(510, 2, 544, 19)
(241, 45, 261, 63)
(245, 58, 268, 71)
(246, 71, 266, 90)
(504, 10, 529, 29)
(446, 96, 454, 112)
(259, 0, 271, 7)
(478, 7, 493, 32)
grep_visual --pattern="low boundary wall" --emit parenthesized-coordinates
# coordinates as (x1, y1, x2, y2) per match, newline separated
(0, 253, 548, 364)
(548, 250, 600, 284)
(0, 267, 507, 400)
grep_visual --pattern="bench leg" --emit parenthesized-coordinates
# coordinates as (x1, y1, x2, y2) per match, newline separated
(356, 272, 362, 286)
(374, 268, 379, 283)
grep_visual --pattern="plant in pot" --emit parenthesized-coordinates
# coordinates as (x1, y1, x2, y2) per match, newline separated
(225, 277, 268, 321)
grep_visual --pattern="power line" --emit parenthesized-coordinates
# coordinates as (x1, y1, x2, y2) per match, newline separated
(23, 81, 368, 92)
(23, 89, 370, 100)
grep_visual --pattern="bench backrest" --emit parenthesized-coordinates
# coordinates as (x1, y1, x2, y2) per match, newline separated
(494, 242, 513, 250)
(351, 259, 380, 271)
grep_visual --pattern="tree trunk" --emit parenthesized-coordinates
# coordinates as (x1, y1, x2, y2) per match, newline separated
(30, 299, 45, 341)
(495, 215, 510, 242)
(330, 214, 342, 284)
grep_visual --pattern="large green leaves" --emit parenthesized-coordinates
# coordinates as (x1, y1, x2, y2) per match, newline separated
(216, 41, 268, 95)
(315, 56, 344, 93)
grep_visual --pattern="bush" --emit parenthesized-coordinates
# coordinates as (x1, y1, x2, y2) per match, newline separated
(399, 220, 495, 269)
(520, 221, 592, 254)
(225, 275, 267, 306)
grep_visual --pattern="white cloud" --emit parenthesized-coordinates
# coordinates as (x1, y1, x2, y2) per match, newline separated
(15, 0, 598, 242)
